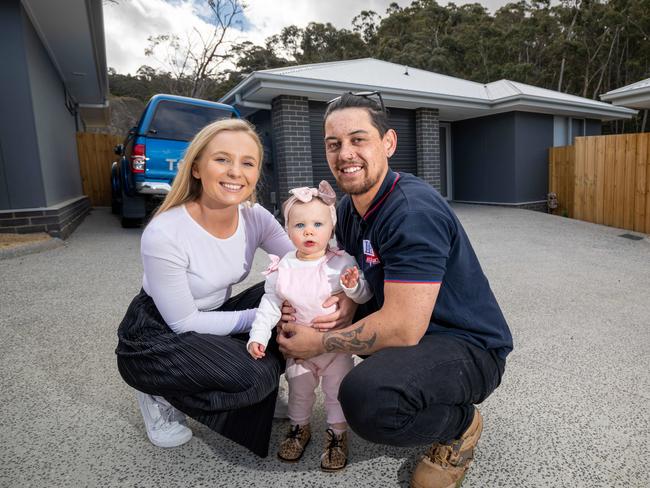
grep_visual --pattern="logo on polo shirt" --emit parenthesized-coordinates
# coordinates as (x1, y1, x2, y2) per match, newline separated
(363, 239, 380, 266)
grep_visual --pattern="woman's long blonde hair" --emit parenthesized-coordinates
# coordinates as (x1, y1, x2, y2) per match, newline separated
(154, 118, 264, 217)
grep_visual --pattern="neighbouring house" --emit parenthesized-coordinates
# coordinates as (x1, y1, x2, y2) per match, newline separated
(601, 78, 650, 129)
(601, 77, 650, 109)
(0, 0, 109, 238)
(220, 58, 635, 214)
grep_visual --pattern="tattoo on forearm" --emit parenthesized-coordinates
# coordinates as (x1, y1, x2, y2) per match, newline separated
(322, 323, 377, 353)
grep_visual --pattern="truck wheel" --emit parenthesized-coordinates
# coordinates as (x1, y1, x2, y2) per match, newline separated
(111, 166, 121, 214)
(111, 184, 120, 215)
(120, 189, 145, 228)
(121, 216, 141, 228)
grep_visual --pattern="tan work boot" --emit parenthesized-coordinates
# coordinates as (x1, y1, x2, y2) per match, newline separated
(320, 428, 348, 472)
(277, 424, 311, 462)
(410, 408, 484, 488)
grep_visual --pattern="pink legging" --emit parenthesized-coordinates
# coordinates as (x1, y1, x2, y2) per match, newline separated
(287, 353, 354, 426)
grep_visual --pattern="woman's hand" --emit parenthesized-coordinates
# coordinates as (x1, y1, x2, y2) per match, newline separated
(312, 292, 358, 332)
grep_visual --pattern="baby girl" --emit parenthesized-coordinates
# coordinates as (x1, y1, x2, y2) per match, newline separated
(247, 180, 371, 471)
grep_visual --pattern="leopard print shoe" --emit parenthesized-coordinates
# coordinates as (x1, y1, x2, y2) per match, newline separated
(320, 429, 348, 472)
(277, 424, 311, 463)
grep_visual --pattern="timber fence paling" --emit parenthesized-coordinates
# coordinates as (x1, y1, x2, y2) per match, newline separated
(634, 133, 648, 233)
(548, 145, 575, 217)
(574, 138, 585, 221)
(567, 146, 575, 217)
(603, 137, 611, 226)
(624, 134, 637, 230)
(76, 132, 121, 207)
(595, 136, 606, 225)
(549, 133, 650, 235)
(614, 134, 627, 229)
(583, 136, 592, 224)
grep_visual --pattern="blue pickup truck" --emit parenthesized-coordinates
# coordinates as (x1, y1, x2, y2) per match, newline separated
(111, 94, 240, 227)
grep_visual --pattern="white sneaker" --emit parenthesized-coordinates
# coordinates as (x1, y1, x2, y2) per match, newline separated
(273, 376, 289, 419)
(136, 391, 193, 448)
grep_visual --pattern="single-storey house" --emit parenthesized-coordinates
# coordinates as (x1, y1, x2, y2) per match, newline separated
(601, 78, 650, 109)
(220, 58, 635, 213)
(0, 0, 109, 238)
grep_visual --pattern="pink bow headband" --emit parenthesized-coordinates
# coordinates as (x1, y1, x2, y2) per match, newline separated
(283, 180, 337, 228)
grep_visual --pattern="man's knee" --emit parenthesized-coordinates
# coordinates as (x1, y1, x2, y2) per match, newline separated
(339, 362, 412, 444)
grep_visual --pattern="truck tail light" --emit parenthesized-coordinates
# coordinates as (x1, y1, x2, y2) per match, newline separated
(131, 144, 147, 173)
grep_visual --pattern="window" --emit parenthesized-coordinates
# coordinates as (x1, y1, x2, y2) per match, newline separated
(147, 101, 234, 141)
(553, 116, 586, 146)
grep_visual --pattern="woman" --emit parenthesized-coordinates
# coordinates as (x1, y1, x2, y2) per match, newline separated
(116, 119, 352, 457)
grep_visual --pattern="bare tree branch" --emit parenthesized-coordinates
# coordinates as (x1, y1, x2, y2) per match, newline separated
(144, 0, 245, 98)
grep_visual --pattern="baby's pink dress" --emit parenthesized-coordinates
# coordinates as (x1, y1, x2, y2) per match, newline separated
(249, 249, 371, 426)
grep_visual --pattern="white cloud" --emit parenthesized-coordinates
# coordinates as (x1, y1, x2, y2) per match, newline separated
(104, 0, 217, 75)
(104, 0, 514, 75)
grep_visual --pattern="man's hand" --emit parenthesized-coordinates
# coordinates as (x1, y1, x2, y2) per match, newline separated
(280, 300, 296, 323)
(277, 323, 325, 360)
(317, 282, 441, 355)
(312, 292, 358, 332)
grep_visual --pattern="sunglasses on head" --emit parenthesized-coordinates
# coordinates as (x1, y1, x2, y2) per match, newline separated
(327, 91, 386, 114)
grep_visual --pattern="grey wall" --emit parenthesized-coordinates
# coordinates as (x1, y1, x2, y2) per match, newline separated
(452, 111, 554, 204)
(247, 109, 277, 213)
(452, 112, 517, 203)
(586, 119, 601, 136)
(23, 7, 82, 206)
(0, 1, 46, 209)
(513, 112, 554, 202)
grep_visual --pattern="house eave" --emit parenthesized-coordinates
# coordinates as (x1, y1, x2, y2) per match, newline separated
(222, 72, 635, 121)
(492, 95, 637, 120)
(600, 85, 650, 110)
(21, 0, 109, 111)
(78, 102, 111, 127)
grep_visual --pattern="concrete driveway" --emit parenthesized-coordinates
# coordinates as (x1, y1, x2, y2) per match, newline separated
(1, 205, 648, 488)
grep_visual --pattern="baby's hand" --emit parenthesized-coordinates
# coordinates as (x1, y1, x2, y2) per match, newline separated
(340, 266, 360, 289)
(248, 342, 266, 359)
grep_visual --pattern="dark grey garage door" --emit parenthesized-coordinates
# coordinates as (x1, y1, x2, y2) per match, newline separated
(309, 102, 417, 195)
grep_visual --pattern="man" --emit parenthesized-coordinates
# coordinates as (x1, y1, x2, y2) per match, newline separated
(277, 92, 513, 488)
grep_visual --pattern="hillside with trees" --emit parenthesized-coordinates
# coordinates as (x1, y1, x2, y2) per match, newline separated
(108, 0, 650, 133)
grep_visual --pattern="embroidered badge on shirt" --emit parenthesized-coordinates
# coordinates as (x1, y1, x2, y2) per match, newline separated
(363, 239, 380, 266)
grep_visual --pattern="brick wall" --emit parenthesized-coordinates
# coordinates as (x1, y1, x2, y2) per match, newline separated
(271, 95, 313, 200)
(416, 108, 441, 191)
(0, 196, 91, 239)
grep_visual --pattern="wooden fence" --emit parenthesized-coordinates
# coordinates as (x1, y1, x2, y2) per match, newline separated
(76, 132, 121, 207)
(549, 133, 650, 234)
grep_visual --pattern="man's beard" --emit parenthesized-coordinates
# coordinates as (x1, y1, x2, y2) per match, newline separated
(334, 165, 379, 195)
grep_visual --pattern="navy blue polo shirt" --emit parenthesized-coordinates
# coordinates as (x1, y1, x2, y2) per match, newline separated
(336, 169, 513, 359)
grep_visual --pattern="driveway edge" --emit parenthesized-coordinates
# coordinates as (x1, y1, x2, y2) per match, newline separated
(0, 238, 65, 260)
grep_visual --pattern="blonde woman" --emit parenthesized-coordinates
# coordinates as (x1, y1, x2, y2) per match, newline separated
(116, 119, 354, 457)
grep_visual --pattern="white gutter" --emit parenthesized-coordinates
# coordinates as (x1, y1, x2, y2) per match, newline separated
(222, 71, 636, 120)
(600, 84, 650, 109)
(78, 102, 109, 109)
(234, 93, 271, 110)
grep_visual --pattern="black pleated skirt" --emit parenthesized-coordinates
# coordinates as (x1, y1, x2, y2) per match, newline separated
(115, 282, 284, 457)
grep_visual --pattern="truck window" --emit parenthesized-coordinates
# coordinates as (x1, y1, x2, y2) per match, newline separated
(147, 100, 235, 141)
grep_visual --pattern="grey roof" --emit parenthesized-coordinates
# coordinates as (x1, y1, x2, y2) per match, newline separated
(221, 58, 635, 121)
(601, 77, 650, 110)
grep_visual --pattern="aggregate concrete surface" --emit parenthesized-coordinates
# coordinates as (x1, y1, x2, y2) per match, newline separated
(1, 205, 648, 488)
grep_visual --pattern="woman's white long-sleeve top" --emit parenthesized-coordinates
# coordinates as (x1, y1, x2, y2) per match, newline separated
(141, 203, 293, 335)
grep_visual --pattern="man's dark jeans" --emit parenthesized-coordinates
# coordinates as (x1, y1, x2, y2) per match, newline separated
(338, 333, 505, 447)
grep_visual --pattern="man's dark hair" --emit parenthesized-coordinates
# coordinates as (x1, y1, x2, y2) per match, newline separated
(324, 92, 391, 137)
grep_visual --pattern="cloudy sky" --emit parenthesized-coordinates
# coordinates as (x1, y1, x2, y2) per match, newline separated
(104, 0, 513, 75)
